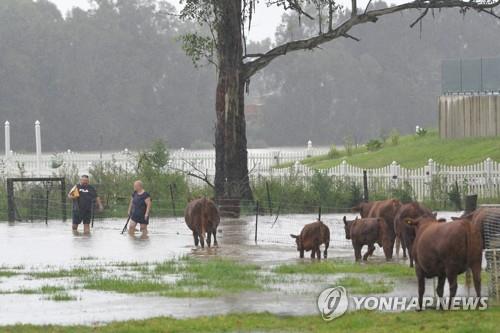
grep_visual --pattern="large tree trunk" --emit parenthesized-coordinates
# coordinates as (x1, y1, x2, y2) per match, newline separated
(214, 1, 253, 204)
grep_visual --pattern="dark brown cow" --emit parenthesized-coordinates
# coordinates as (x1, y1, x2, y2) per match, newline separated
(290, 220, 330, 259)
(394, 202, 434, 267)
(408, 216, 483, 310)
(366, 199, 401, 259)
(184, 197, 220, 248)
(343, 216, 392, 261)
(351, 201, 377, 218)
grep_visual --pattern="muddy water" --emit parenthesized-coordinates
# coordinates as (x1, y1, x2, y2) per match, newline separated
(0, 211, 480, 326)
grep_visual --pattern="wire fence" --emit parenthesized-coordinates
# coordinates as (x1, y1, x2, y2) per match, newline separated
(483, 207, 500, 303)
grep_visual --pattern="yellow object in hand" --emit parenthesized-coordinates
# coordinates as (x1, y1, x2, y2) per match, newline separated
(70, 185, 80, 198)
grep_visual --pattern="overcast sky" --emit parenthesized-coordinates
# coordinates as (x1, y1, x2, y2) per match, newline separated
(48, 0, 388, 41)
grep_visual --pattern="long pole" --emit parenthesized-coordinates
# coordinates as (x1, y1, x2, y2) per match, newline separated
(169, 184, 176, 217)
(265, 181, 272, 215)
(254, 201, 259, 243)
(4, 121, 10, 158)
(35, 120, 42, 176)
(121, 216, 131, 234)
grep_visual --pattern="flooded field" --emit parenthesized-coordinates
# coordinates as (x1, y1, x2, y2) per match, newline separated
(0, 211, 483, 326)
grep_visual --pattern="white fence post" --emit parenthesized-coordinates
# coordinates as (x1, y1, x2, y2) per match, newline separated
(35, 120, 42, 176)
(485, 157, 493, 197)
(4, 121, 10, 158)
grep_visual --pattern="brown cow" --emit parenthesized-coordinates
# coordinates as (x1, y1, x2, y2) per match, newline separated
(184, 197, 220, 248)
(290, 220, 330, 259)
(366, 199, 401, 259)
(343, 216, 392, 261)
(408, 216, 483, 310)
(394, 202, 434, 267)
(351, 201, 377, 218)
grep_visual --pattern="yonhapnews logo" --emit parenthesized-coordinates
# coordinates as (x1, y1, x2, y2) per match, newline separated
(317, 286, 488, 321)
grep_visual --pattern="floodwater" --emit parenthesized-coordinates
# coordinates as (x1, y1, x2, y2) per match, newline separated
(0, 211, 485, 326)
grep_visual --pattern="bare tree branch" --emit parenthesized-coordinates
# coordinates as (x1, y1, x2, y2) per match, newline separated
(409, 7, 430, 28)
(169, 159, 215, 189)
(242, 0, 500, 80)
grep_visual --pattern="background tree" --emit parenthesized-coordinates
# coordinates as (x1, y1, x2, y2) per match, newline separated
(179, 0, 500, 202)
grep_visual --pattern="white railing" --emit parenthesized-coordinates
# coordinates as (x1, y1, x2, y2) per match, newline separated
(1, 149, 499, 200)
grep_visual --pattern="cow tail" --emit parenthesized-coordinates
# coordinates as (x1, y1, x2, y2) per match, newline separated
(200, 197, 208, 239)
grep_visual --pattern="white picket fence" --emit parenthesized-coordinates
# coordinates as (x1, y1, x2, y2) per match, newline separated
(1, 149, 499, 200)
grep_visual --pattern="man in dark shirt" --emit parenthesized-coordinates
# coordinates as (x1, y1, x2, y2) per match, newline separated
(68, 175, 103, 234)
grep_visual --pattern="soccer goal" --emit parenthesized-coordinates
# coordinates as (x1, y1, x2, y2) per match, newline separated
(6, 177, 67, 223)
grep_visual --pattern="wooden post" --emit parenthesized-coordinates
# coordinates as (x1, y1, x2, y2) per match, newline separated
(265, 181, 272, 215)
(44, 187, 49, 225)
(363, 170, 369, 202)
(7, 178, 15, 222)
(169, 184, 176, 217)
(254, 201, 259, 243)
(494, 249, 499, 303)
(61, 178, 67, 222)
(318, 206, 322, 221)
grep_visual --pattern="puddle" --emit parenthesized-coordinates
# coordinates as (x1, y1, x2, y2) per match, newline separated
(0, 211, 474, 326)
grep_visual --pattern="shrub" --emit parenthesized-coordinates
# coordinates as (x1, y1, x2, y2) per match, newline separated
(327, 145, 341, 159)
(390, 129, 400, 146)
(366, 139, 383, 152)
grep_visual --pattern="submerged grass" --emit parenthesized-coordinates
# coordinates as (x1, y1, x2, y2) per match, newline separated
(82, 257, 264, 297)
(2, 308, 499, 332)
(273, 260, 414, 278)
(29, 267, 99, 279)
(336, 276, 394, 294)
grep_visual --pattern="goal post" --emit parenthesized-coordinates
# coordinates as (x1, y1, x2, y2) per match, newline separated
(6, 177, 67, 223)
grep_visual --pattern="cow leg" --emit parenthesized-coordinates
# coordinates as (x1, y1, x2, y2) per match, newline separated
(310, 249, 316, 259)
(447, 273, 458, 310)
(395, 237, 401, 258)
(323, 241, 329, 259)
(299, 249, 304, 259)
(193, 231, 199, 247)
(436, 275, 446, 310)
(207, 231, 212, 248)
(354, 243, 362, 262)
(316, 247, 321, 261)
(363, 243, 376, 261)
(416, 266, 425, 311)
(212, 230, 218, 246)
(407, 237, 414, 267)
(400, 236, 407, 259)
(199, 233, 205, 248)
(471, 263, 482, 297)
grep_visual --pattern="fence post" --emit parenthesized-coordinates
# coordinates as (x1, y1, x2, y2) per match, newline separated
(35, 120, 42, 176)
(485, 157, 493, 197)
(169, 184, 176, 217)
(363, 170, 369, 202)
(7, 178, 15, 222)
(44, 186, 49, 225)
(318, 206, 322, 221)
(265, 181, 272, 215)
(60, 178, 67, 222)
(254, 201, 259, 243)
(4, 121, 10, 159)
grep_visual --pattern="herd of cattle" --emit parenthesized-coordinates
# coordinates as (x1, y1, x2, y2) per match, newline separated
(184, 197, 499, 309)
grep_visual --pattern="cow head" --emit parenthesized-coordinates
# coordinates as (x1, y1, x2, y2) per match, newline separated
(290, 234, 303, 251)
(343, 216, 355, 240)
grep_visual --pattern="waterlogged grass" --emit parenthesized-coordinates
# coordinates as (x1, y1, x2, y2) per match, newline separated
(273, 260, 414, 278)
(0, 285, 74, 301)
(0, 271, 19, 278)
(83, 258, 265, 297)
(336, 276, 394, 294)
(44, 292, 77, 302)
(29, 267, 99, 279)
(2, 308, 499, 333)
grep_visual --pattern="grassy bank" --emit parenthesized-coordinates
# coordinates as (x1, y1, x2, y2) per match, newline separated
(3, 308, 499, 333)
(304, 131, 500, 169)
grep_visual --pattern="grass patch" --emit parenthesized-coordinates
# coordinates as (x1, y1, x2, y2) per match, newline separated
(273, 260, 414, 278)
(0, 271, 18, 278)
(44, 292, 77, 302)
(80, 256, 98, 261)
(2, 308, 499, 332)
(29, 267, 98, 279)
(82, 258, 264, 298)
(305, 131, 500, 169)
(336, 276, 394, 294)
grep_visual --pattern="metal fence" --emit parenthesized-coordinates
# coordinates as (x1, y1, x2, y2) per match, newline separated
(442, 57, 500, 94)
(483, 207, 500, 302)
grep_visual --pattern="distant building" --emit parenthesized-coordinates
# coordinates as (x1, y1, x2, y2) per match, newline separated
(439, 57, 500, 138)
